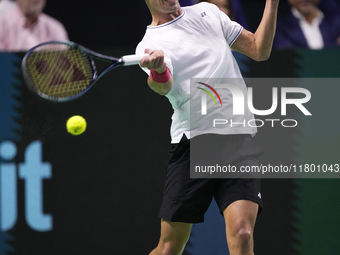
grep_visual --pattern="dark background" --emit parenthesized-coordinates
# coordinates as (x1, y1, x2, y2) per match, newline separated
(43, 0, 292, 50)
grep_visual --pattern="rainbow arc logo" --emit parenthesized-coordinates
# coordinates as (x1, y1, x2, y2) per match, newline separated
(196, 82, 222, 106)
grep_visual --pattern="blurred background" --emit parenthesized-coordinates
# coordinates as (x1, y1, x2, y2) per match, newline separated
(1, 0, 340, 255)
(43, 0, 289, 49)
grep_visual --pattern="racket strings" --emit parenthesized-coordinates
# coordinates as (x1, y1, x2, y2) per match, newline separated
(25, 45, 94, 98)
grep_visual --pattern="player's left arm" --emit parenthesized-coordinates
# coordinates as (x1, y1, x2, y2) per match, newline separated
(231, 0, 279, 61)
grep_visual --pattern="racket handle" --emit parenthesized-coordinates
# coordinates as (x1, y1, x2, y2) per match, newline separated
(122, 54, 149, 66)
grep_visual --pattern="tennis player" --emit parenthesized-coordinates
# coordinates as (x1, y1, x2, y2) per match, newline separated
(137, 0, 279, 254)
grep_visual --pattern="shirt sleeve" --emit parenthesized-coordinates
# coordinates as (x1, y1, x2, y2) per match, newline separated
(216, 7, 243, 46)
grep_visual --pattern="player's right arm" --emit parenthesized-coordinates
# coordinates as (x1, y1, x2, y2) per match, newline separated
(231, 0, 279, 61)
(140, 49, 173, 96)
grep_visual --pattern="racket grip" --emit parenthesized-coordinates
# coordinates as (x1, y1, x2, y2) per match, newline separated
(122, 54, 149, 66)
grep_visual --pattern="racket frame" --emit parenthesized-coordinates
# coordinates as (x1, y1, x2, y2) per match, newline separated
(21, 41, 142, 102)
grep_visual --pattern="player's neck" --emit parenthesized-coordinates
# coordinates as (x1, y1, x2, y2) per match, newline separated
(150, 8, 183, 26)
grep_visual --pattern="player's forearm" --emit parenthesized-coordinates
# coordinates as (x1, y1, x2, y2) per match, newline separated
(254, 0, 279, 61)
(148, 76, 173, 96)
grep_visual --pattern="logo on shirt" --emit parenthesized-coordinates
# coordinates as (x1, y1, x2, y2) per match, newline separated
(200, 12, 207, 17)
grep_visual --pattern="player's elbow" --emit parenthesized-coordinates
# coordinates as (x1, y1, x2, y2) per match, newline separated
(256, 54, 270, 62)
(253, 50, 271, 62)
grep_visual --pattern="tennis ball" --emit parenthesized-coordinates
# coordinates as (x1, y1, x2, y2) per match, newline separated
(66, 115, 87, 135)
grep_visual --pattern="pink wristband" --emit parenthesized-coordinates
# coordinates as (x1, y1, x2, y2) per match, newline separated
(150, 67, 171, 83)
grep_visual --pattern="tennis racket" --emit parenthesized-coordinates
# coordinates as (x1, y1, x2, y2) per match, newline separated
(21, 41, 148, 102)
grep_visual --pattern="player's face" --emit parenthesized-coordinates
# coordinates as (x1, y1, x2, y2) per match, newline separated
(146, 0, 180, 14)
(17, 0, 46, 17)
(288, 0, 320, 15)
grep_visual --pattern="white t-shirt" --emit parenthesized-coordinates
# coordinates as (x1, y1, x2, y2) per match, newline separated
(136, 2, 256, 143)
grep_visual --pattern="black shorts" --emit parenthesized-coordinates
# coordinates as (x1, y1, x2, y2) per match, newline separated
(159, 134, 263, 223)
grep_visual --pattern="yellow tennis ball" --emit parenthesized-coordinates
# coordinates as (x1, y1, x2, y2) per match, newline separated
(66, 115, 87, 135)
